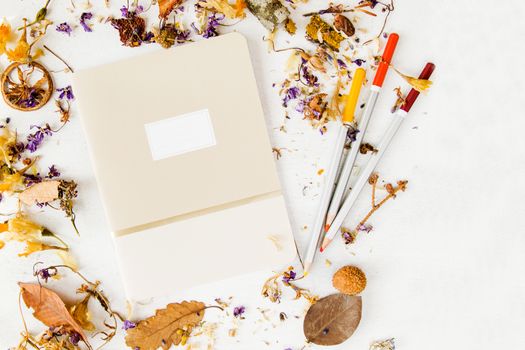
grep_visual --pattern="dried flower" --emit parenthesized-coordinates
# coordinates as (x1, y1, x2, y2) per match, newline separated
(198, 0, 246, 19)
(282, 269, 296, 284)
(56, 22, 73, 36)
(58, 180, 79, 235)
(393, 67, 432, 93)
(6, 26, 31, 63)
(153, 23, 190, 49)
(357, 223, 373, 233)
(57, 85, 75, 101)
(111, 9, 153, 47)
(46, 165, 60, 179)
(26, 124, 53, 153)
(80, 12, 93, 32)
(122, 320, 137, 330)
(192, 5, 224, 38)
(233, 305, 245, 318)
(0, 19, 12, 55)
(282, 86, 300, 107)
(370, 338, 396, 350)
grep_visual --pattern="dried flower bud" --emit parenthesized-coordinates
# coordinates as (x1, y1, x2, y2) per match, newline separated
(368, 173, 379, 185)
(397, 180, 408, 191)
(333, 14, 355, 37)
(35, 7, 48, 23)
(385, 183, 395, 195)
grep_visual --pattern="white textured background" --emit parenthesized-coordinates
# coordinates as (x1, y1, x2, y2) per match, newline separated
(1, 0, 525, 349)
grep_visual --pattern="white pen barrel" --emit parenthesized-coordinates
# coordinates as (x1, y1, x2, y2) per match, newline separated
(303, 124, 348, 267)
(326, 90, 380, 226)
(324, 111, 406, 239)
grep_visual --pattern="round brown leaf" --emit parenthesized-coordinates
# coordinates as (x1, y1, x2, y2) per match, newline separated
(303, 293, 362, 346)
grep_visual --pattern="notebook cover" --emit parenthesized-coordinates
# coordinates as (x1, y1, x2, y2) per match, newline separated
(73, 33, 282, 233)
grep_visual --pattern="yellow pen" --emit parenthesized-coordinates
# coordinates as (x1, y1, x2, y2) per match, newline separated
(303, 67, 366, 274)
(324, 68, 367, 233)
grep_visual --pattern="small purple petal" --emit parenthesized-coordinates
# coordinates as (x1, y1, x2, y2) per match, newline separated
(56, 22, 73, 36)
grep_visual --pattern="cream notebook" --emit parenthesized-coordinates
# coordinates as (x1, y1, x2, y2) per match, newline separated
(73, 33, 295, 300)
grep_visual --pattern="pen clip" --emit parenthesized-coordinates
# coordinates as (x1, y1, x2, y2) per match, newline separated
(372, 33, 399, 88)
(400, 62, 435, 112)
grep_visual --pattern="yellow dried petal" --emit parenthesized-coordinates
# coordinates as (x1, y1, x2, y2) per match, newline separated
(0, 173, 24, 192)
(70, 296, 96, 331)
(198, 0, 246, 19)
(18, 241, 45, 257)
(0, 240, 4, 249)
(6, 38, 30, 63)
(0, 20, 12, 55)
(402, 75, 433, 92)
(7, 214, 43, 241)
(57, 250, 78, 271)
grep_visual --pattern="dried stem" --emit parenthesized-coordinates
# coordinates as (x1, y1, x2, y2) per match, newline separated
(43, 45, 75, 73)
(357, 177, 407, 228)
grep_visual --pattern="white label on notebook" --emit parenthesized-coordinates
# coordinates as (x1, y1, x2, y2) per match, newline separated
(144, 109, 216, 161)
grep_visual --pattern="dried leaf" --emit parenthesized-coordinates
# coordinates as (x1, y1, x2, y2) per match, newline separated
(70, 295, 96, 331)
(333, 14, 355, 37)
(303, 293, 362, 346)
(245, 0, 288, 31)
(18, 283, 89, 344)
(19, 180, 60, 205)
(200, 0, 246, 19)
(125, 301, 207, 350)
(158, 0, 184, 19)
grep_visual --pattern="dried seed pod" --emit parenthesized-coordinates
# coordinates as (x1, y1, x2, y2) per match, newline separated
(333, 14, 355, 37)
(332, 265, 367, 295)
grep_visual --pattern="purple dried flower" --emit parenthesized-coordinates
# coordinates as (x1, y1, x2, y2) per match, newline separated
(24, 173, 43, 187)
(56, 22, 73, 36)
(26, 124, 53, 153)
(295, 100, 306, 113)
(20, 89, 40, 108)
(123, 320, 137, 330)
(357, 223, 373, 233)
(233, 305, 245, 318)
(120, 6, 130, 17)
(346, 126, 359, 143)
(352, 58, 366, 67)
(69, 332, 81, 345)
(300, 61, 319, 87)
(37, 267, 55, 282)
(57, 86, 75, 101)
(282, 86, 300, 107)
(336, 58, 347, 69)
(80, 12, 93, 32)
(282, 270, 296, 284)
(192, 10, 224, 39)
(47, 165, 61, 179)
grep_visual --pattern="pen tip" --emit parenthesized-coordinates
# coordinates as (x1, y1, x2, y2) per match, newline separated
(319, 246, 324, 253)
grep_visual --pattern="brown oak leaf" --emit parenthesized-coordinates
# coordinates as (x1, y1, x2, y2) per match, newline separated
(125, 301, 206, 350)
(18, 283, 90, 346)
(19, 180, 60, 205)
